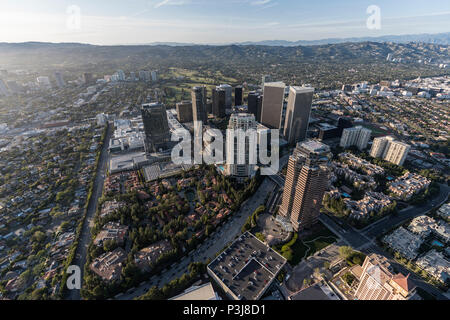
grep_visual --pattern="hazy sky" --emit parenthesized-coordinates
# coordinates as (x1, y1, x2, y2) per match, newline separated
(1, 0, 449, 44)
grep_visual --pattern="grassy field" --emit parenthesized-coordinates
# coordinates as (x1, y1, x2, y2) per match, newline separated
(361, 122, 394, 137)
(160, 68, 238, 106)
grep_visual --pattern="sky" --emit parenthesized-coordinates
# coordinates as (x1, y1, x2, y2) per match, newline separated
(0, 0, 449, 45)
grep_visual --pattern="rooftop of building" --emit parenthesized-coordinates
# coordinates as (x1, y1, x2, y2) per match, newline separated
(290, 86, 315, 93)
(142, 102, 164, 108)
(230, 113, 256, 119)
(318, 122, 338, 130)
(289, 283, 340, 300)
(391, 273, 416, 292)
(207, 232, 286, 300)
(169, 282, 219, 300)
(297, 140, 331, 154)
(264, 81, 285, 88)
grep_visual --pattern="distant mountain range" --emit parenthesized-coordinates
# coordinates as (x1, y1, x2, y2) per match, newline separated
(144, 32, 450, 47)
(0, 40, 448, 71)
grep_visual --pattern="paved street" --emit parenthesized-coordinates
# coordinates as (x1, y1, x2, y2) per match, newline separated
(361, 183, 450, 239)
(116, 178, 278, 300)
(67, 124, 113, 300)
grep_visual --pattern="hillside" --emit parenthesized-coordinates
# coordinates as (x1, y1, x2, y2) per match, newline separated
(0, 41, 448, 89)
(0, 41, 448, 69)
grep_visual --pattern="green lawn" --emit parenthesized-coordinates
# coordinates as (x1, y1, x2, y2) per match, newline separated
(274, 222, 338, 265)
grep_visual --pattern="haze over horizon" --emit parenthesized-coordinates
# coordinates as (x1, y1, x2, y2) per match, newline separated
(1, 0, 450, 45)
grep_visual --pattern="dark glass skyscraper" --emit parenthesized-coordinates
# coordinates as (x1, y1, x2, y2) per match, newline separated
(191, 86, 208, 123)
(141, 102, 170, 153)
(212, 88, 226, 118)
(234, 86, 243, 106)
(247, 91, 263, 122)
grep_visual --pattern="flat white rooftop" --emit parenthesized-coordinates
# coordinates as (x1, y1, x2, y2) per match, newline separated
(291, 86, 315, 93)
(264, 81, 286, 88)
(169, 282, 220, 300)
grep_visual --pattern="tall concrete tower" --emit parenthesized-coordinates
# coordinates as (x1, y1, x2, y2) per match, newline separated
(279, 140, 331, 231)
(283, 86, 314, 145)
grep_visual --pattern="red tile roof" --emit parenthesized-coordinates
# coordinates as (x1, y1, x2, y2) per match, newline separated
(392, 273, 415, 292)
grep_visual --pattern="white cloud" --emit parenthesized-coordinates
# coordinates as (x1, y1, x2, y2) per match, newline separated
(154, 0, 189, 8)
(251, 0, 271, 5)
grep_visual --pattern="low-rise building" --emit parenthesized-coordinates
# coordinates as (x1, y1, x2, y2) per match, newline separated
(416, 250, 449, 283)
(338, 152, 384, 176)
(90, 247, 126, 281)
(169, 282, 221, 300)
(207, 232, 286, 300)
(408, 215, 437, 238)
(437, 203, 450, 220)
(383, 227, 423, 260)
(388, 172, 431, 200)
(344, 192, 392, 220)
(99, 200, 126, 219)
(289, 282, 340, 300)
(93, 222, 128, 247)
(134, 240, 173, 272)
(408, 215, 450, 243)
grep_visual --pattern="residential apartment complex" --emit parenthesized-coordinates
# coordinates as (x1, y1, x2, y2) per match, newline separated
(339, 126, 371, 150)
(225, 113, 257, 180)
(355, 254, 417, 300)
(279, 140, 331, 231)
(370, 136, 411, 166)
(388, 172, 431, 200)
